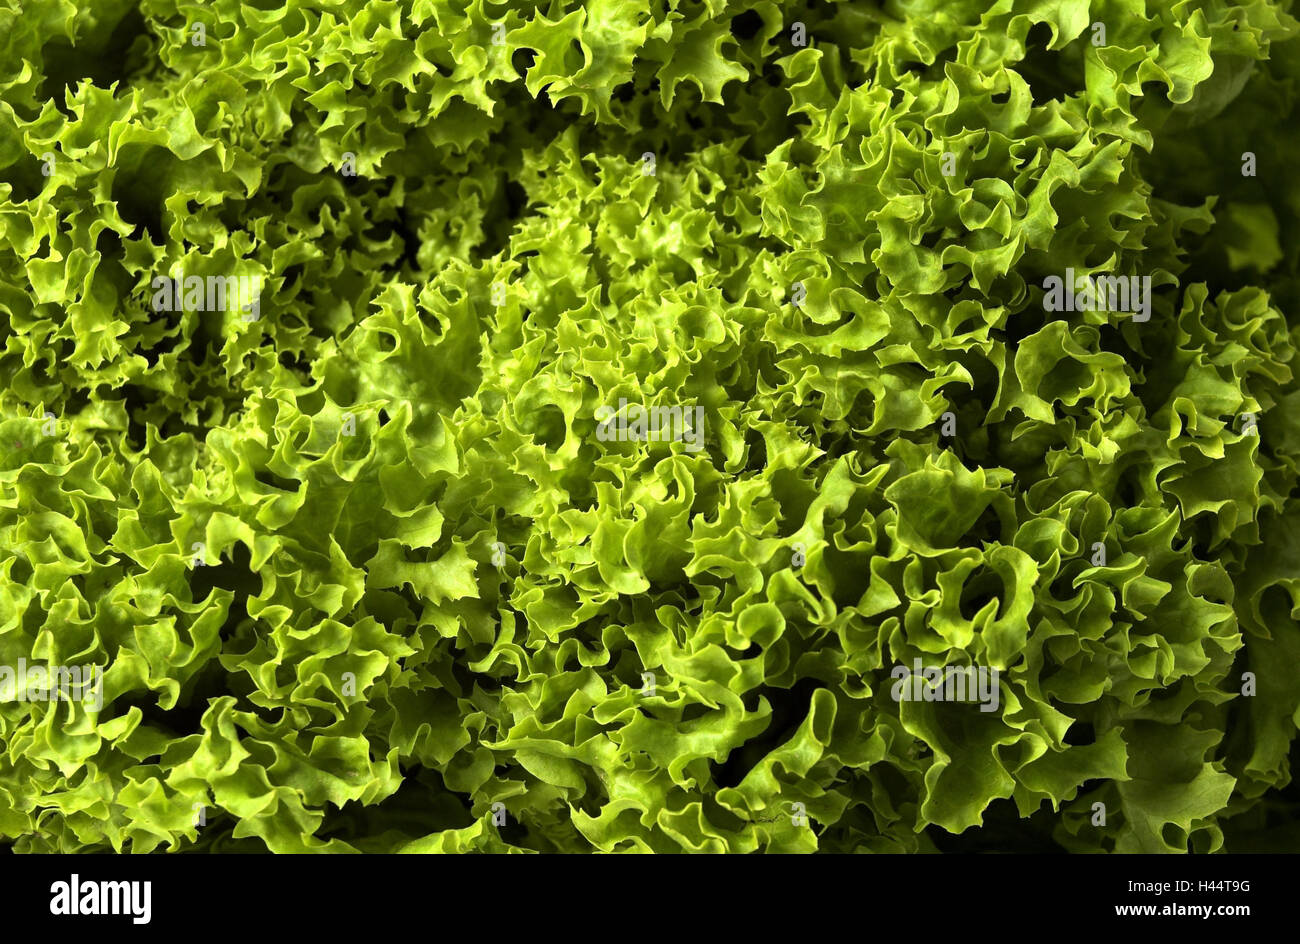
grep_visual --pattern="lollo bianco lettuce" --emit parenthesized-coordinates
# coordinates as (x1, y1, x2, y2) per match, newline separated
(1, 0, 1299, 854)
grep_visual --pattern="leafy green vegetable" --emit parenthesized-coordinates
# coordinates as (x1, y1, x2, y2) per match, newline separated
(2, 0, 1300, 853)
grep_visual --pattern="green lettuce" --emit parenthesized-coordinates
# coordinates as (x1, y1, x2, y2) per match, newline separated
(2, 0, 1300, 853)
